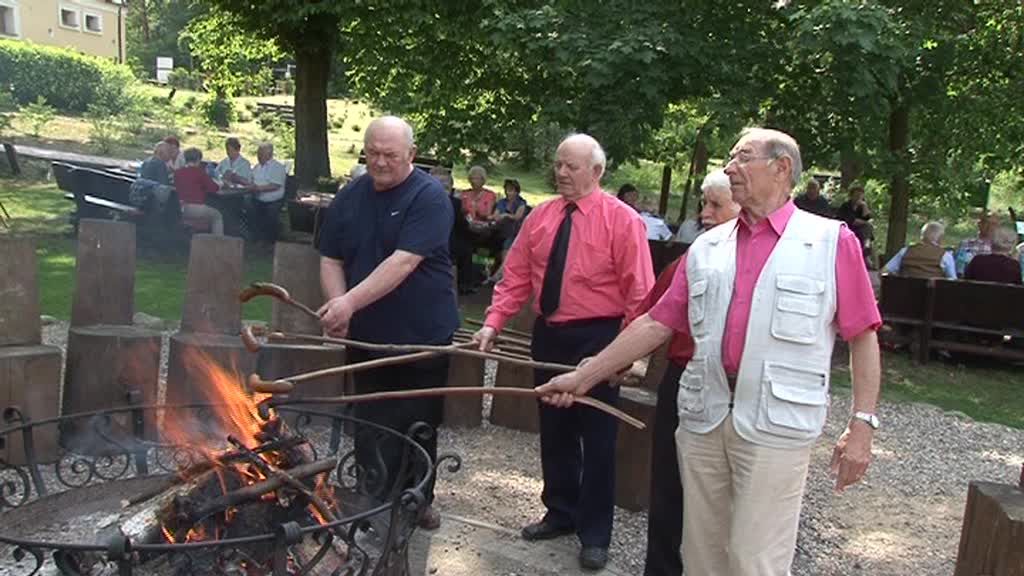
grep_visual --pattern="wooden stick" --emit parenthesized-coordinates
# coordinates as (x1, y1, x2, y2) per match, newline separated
(455, 327, 533, 348)
(190, 459, 338, 523)
(266, 332, 576, 372)
(269, 387, 645, 430)
(464, 317, 533, 339)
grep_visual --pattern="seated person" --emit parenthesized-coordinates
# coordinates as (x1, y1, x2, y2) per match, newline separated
(460, 165, 497, 223)
(216, 137, 253, 186)
(434, 166, 475, 293)
(675, 170, 740, 244)
(163, 136, 184, 171)
(836, 183, 874, 264)
(246, 142, 288, 244)
(489, 178, 530, 282)
(964, 227, 1022, 284)
(883, 221, 956, 279)
(131, 142, 177, 213)
(616, 183, 640, 212)
(638, 196, 674, 241)
(174, 148, 224, 236)
(794, 178, 832, 217)
(954, 211, 1000, 276)
(140, 142, 173, 186)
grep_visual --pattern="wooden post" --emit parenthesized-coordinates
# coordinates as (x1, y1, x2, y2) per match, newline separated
(71, 219, 136, 327)
(614, 386, 657, 511)
(2, 142, 20, 175)
(658, 164, 672, 217)
(489, 304, 538, 432)
(0, 238, 61, 464)
(167, 235, 255, 405)
(954, 481, 1024, 576)
(444, 355, 485, 428)
(641, 343, 671, 393)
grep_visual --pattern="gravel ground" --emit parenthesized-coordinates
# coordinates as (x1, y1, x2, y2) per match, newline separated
(37, 320, 1024, 575)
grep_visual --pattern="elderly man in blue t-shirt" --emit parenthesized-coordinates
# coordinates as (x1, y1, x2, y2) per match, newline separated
(318, 116, 459, 530)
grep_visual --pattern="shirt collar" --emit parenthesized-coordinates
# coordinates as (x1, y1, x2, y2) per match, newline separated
(563, 185, 603, 216)
(737, 199, 796, 237)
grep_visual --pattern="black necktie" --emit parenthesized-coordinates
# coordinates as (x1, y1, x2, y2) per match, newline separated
(540, 202, 577, 317)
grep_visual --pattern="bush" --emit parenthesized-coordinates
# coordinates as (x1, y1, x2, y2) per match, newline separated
(167, 68, 204, 91)
(20, 96, 56, 137)
(200, 95, 235, 128)
(87, 105, 124, 154)
(0, 39, 135, 113)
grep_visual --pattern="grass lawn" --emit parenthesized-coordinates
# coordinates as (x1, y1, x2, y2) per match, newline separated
(831, 350, 1024, 430)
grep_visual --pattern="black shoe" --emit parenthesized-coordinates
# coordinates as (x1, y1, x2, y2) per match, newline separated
(520, 519, 574, 541)
(579, 547, 609, 571)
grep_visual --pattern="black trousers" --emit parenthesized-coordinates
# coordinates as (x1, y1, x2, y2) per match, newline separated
(643, 360, 686, 576)
(348, 348, 448, 504)
(532, 316, 621, 548)
(246, 199, 283, 243)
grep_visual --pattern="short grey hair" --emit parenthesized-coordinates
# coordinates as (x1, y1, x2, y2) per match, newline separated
(991, 227, 1017, 254)
(740, 127, 803, 188)
(559, 133, 607, 171)
(257, 142, 274, 155)
(364, 115, 415, 148)
(468, 165, 487, 180)
(920, 221, 945, 245)
(701, 169, 731, 193)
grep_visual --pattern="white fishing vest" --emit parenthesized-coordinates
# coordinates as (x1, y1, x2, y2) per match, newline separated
(676, 208, 840, 449)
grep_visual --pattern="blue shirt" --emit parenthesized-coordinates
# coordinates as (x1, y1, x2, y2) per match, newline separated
(139, 156, 170, 185)
(319, 169, 459, 345)
(495, 196, 527, 215)
(884, 246, 957, 279)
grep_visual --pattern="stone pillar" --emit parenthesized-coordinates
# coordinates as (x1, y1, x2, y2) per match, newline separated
(614, 386, 658, 511)
(166, 235, 256, 406)
(0, 238, 62, 464)
(62, 220, 161, 441)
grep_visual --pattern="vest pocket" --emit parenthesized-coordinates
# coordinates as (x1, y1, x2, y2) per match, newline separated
(756, 361, 828, 440)
(676, 358, 708, 422)
(770, 274, 825, 344)
(688, 278, 709, 335)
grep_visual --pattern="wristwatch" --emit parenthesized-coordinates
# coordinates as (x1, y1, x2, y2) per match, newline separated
(852, 411, 880, 430)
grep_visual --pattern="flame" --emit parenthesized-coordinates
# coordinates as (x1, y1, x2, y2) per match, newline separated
(162, 349, 272, 455)
(309, 472, 338, 525)
(161, 526, 174, 543)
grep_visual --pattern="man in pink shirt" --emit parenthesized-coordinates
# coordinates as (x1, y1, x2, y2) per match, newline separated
(537, 128, 882, 576)
(473, 133, 654, 570)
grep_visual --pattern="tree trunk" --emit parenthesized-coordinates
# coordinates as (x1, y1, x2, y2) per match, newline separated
(678, 132, 709, 222)
(294, 44, 332, 189)
(839, 144, 862, 191)
(885, 99, 911, 261)
(139, 0, 151, 42)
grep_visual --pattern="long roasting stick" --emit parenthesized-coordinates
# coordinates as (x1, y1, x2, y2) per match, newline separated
(464, 317, 533, 340)
(267, 387, 645, 430)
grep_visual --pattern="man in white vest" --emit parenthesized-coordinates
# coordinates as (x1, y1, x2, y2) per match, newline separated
(537, 127, 882, 576)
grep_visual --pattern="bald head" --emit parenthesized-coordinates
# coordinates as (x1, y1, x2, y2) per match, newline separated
(554, 133, 606, 200)
(154, 142, 172, 161)
(364, 115, 417, 192)
(725, 127, 802, 218)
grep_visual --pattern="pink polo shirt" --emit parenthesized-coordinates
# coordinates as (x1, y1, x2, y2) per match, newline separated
(649, 200, 880, 376)
(485, 187, 654, 332)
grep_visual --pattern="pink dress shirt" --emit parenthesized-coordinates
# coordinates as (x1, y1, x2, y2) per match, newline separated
(649, 200, 881, 376)
(485, 188, 655, 332)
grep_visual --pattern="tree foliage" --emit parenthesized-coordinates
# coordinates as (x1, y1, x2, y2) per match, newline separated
(181, 7, 284, 97)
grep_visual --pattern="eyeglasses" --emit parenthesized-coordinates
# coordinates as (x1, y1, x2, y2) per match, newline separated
(365, 149, 403, 163)
(727, 150, 775, 165)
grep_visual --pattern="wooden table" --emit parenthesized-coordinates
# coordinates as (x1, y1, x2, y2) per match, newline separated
(208, 184, 251, 238)
(289, 193, 333, 246)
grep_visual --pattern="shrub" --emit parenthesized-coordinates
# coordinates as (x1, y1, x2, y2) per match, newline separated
(87, 105, 124, 154)
(200, 95, 235, 128)
(0, 39, 135, 113)
(167, 68, 204, 91)
(20, 96, 56, 137)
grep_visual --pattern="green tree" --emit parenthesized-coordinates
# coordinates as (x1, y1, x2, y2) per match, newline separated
(126, 0, 205, 79)
(180, 8, 284, 98)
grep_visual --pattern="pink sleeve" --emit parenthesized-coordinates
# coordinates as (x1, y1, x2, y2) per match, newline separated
(615, 214, 656, 322)
(648, 253, 691, 334)
(834, 226, 882, 340)
(484, 211, 536, 332)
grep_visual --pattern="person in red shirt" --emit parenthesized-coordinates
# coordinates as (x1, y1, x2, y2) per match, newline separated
(473, 134, 654, 571)
(640, 169, 739, 576)
(460, 165, 498, 222)
(174, 148, 223, 235)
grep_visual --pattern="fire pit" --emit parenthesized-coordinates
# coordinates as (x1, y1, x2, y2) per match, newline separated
(0, 360, 459, 576)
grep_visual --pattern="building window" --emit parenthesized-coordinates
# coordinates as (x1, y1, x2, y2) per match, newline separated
(59, 6, 80, 30)
(84, 13, 102, 33)
(0, 5, 17, 38)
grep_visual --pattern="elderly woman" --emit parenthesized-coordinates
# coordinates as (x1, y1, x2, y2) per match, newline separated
(836, 183, 874, 265)
(964, 227, 1022, 284)
(460, 165, 497, 222)
(487, 178, 530, 282)
(617, 183, 640, 211)
(175, 147, 224, 235)
(883, 222, 956, 279)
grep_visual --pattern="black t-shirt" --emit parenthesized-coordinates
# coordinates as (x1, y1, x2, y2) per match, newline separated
(319, 169, 459, 345)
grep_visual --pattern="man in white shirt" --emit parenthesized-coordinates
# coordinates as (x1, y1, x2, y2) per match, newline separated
(638, 196, 674, 241)
(216, 137, 253, 185)
(246, 142, 288, 244)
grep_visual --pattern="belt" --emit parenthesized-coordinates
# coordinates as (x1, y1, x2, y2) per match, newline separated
(538, 315, 624, 329)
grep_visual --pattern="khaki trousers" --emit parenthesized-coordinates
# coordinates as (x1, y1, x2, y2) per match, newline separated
(182, 203, 224, 236)
(675, 415, 812, 576)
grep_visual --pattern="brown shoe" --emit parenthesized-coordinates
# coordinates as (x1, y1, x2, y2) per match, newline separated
(418, 505, 441, 530)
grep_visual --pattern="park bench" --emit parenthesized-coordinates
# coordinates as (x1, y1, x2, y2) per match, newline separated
(66, 166, 144, 224)
(649, 239, 689, 276)
(256, 102, 295, 126)
(879, 274, 1024, 363)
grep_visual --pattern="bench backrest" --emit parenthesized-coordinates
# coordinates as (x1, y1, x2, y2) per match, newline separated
(648, 240, 688, 277)
(73, 167, 135, 205)
(52, 162, 76, 192)
(931, 279, 1024, 331)
(879, 275, 930, 320)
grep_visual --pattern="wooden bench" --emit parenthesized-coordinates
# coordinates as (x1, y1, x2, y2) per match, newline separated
(256, 102, 295, 126)
(879, 275, 1024, 363)
(649, 240, 688, 277)
(65, 167, 144, 223)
